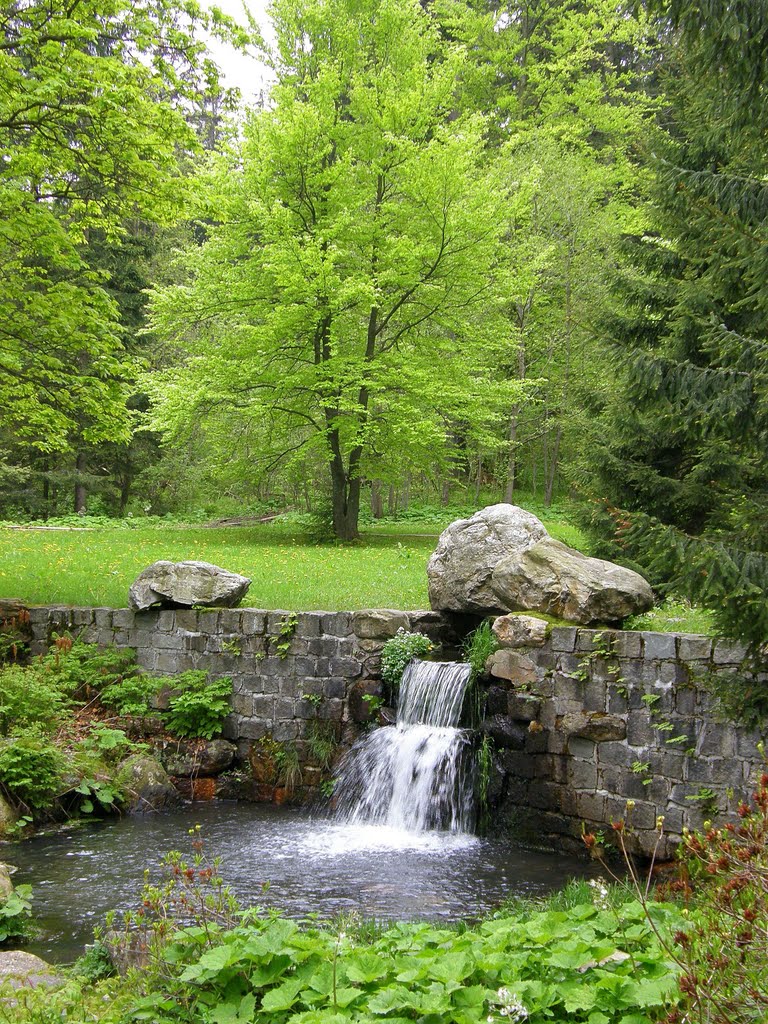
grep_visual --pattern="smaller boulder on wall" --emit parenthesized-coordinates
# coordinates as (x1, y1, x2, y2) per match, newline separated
(129, 560, 251, 611)
(427, 503, 653, 625)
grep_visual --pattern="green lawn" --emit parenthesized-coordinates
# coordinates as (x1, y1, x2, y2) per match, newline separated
(0, 525, 438, 609)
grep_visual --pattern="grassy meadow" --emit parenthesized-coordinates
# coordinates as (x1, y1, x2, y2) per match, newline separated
(0, 511, 714, 632)
(0, 503, 591, 610)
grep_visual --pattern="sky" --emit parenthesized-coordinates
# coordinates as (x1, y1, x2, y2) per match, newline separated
(204, 0, 276, 103)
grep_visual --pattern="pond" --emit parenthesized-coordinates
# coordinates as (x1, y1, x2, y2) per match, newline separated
(7, 802, 596, 963)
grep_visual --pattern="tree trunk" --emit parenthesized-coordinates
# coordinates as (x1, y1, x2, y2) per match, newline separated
(370, 480, 384, 519)
(74, 452, 87, 513)
(388, 485, 397, 515)
(330, 461, 361, 540)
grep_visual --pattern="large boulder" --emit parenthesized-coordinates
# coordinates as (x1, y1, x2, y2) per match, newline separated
(128, 560, 251, 611)
(427, 504, 653, 624)
(161, 738, 237, 778)
(427, 504, 547, 613)
(0, 951, 63, 992)
(491, 537, 654, 625)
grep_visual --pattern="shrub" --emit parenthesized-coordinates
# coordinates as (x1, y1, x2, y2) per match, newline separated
(162, 672, 232, 739)
(99, 674, 165, 716)
(0, 662, 72, 736)
(380, 628, 433, 695)
(0, 731, 67, 808)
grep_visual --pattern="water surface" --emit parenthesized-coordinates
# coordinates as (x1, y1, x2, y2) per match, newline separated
(6, 803, 595, 962)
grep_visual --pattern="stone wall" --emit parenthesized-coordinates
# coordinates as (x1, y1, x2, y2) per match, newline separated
(482, 618, 766, 856)
(25, 604, 457, 801)
(22, 604, 766, 854)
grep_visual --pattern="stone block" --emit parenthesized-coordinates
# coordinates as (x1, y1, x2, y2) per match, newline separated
(648, 750, 687, 782)
(241, 610, 267, 635)
(507, 694, 542, 722)
(675, 688, 697, 716)
(641, 632, 676, 660)
(736, 730, 765, 760)
(110, 608, 134, 629)
(330, 656, 362, 677)
(607, 689, 629, 715)
(324, 678, 346, 699)
(293, 613, 321, 638)
(550, 627, 577, 652)
(527, 780, 566, 811)
(677, 635, 713, 661)
(498, 750, 536, 780)
(156, 609, 176, 632)
(492, 613, 549, 648)
(553, 673, 584, 702)
(575, 630, 602, 653)
(485, 686, 508, 716)
(93, 607, 114, 629)
(318, 698, 344, 721)
(278, 676, 301, 698)
(154, 652, 183, 674)
(252, 695, 275, 718)
(307, 637, 340, 657)
(274, 697, 296, 720)
(322, 612, 352, 636)
(696, 722, 736, 758)
(560, 711, 626, 743)
(112, 630, 132, 646)
(184, 634, 208, 654)
(712, 639, 748, 665)
(195, 610, 220, 634)
(238, 719, 270, 740)
(569, 759, 598, 790)
(576, 791, 607, 822)
(486, 649, 538, 685)
(567, 737, 596, 759)
(583, 680, 609, 713)
(596, 740, 629, 767)
(686, 757, 741, 788)
(351, 609, 409, 639)
(612, 632, 642, 658)
(627, 713, 654, 747)
(482, 716, 527, 750)
(173, 609, 199, 631)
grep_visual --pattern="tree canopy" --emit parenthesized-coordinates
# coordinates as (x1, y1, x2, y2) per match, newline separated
(148, 0, 523, 539)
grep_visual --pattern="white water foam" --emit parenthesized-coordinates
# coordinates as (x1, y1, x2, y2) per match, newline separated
(332, 659, 475, 835)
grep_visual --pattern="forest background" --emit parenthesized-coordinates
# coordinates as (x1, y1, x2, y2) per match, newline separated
(1, 0, 766, 647)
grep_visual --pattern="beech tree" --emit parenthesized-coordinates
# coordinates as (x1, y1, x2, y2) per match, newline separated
(149, 0, 520, 539)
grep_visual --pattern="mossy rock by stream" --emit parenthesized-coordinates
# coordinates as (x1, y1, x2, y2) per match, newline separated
(116, 754, 182, 812)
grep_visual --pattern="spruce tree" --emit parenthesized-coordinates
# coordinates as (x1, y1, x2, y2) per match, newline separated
(579, 0, 768, 648)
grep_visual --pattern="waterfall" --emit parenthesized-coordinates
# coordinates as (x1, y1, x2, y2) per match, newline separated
(332, 660, 474, 833)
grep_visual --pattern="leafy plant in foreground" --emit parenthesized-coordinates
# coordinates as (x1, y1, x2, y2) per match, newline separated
(462, 620, 499, 680)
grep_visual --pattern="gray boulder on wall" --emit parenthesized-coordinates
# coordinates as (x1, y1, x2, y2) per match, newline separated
(427, 503, 653, 624)
(129, 560, 251, 611)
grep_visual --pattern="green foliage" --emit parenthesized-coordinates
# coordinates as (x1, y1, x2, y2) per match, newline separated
(273, 744, 302, 793)
(113, 893, 682, 1024)
(0, 882, 34, 945)
(624, 598, 716, 636)
(380, 629, 434, 695)
(148, 0, 521, 541)
(578, 1, 768, 653)
(273, 615, 298, 660)
(305, 721, 338, 772)
(72, 941, 117, 983)
(0, 0, 242, 452)
(162, 673, 233, 740)
(462, 621, 499, 680)
(476, 734, 494, 833)
(0, 731, 66, 808)
(659, 764, 768, 1024)
(99, 674, 165, 717)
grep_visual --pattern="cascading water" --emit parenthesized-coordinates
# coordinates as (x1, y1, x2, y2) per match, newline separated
(332, 660, 475, 833)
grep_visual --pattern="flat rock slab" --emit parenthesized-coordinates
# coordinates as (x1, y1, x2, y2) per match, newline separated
(0, 951, 63, 991)
(129, 560, 251, 611)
